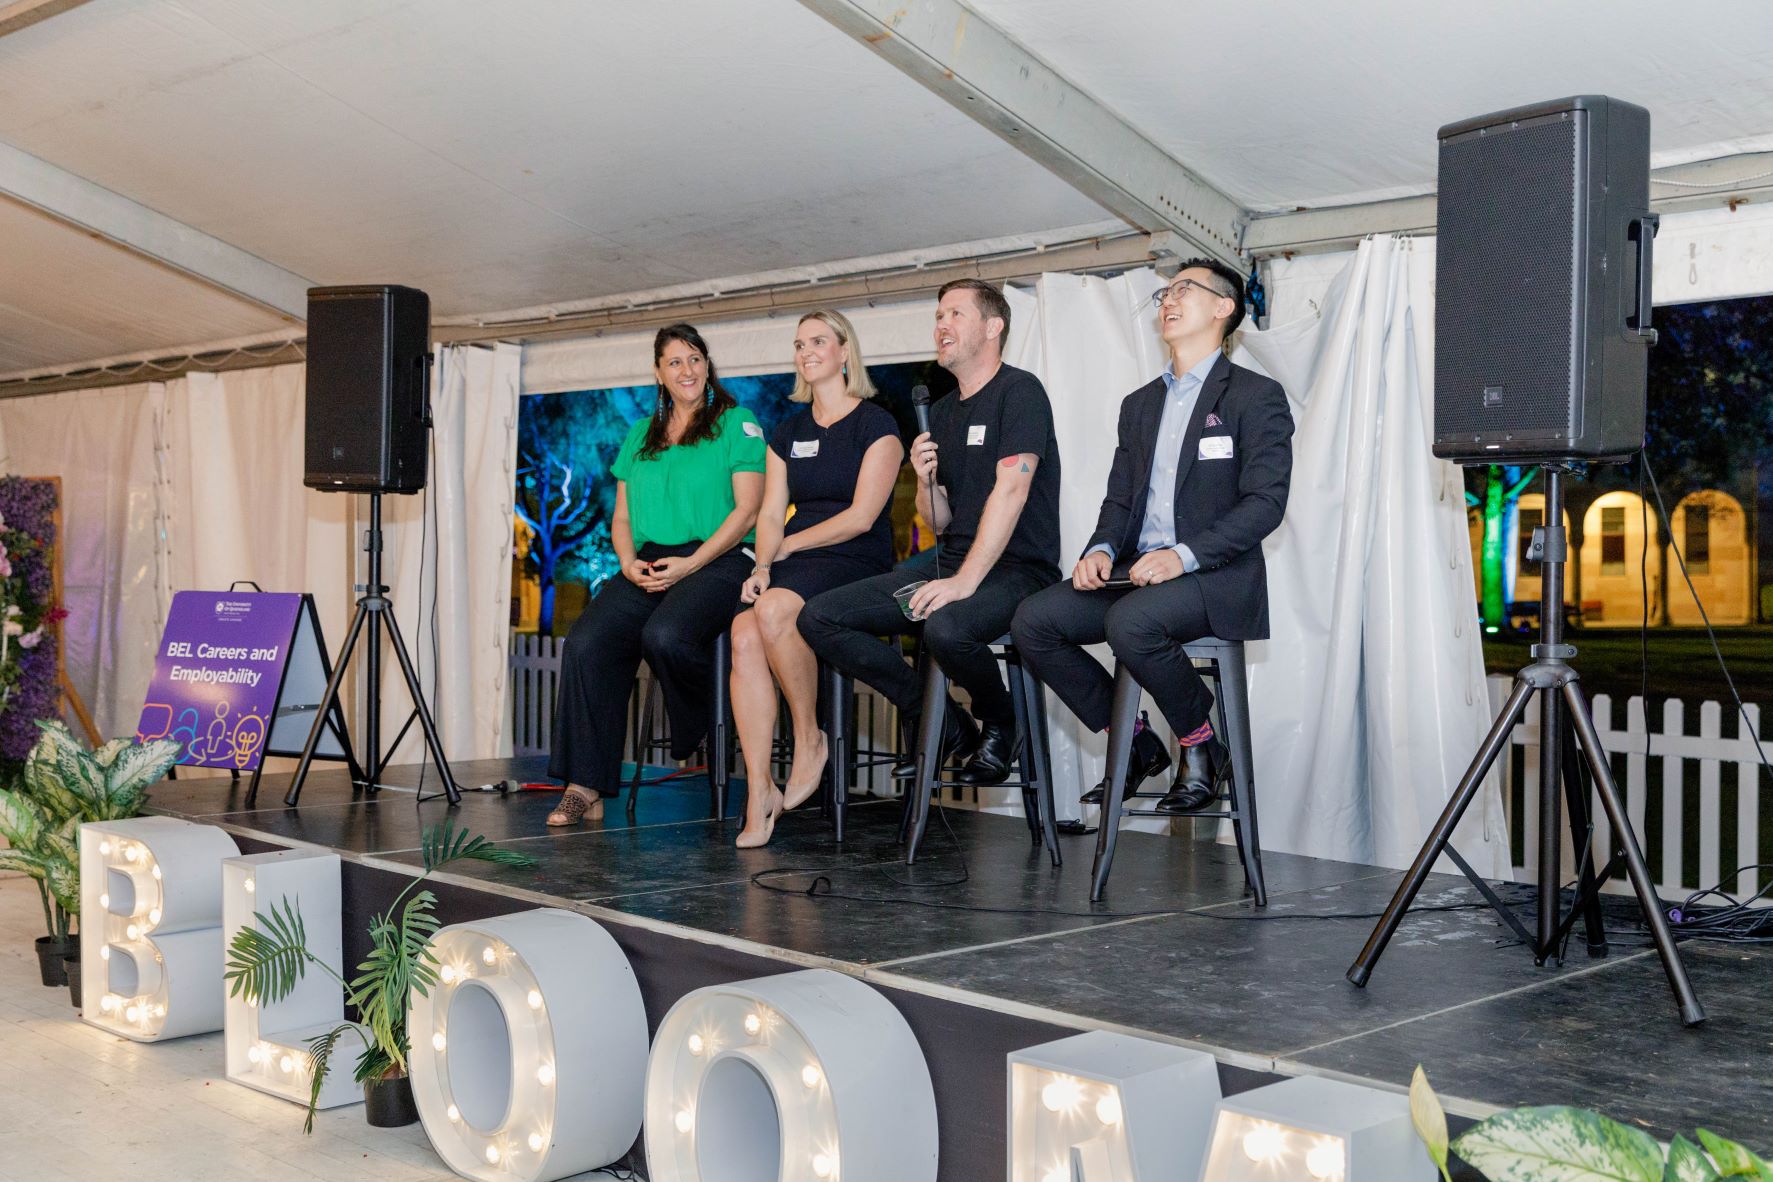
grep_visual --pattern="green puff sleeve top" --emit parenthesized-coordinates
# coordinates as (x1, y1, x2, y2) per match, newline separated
(612, 406, 768, 549)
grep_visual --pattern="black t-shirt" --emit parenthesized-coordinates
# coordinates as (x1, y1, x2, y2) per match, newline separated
(927, 363, 1061, 572)
(768, 400, 901, 570)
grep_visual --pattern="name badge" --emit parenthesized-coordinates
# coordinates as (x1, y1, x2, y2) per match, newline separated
(790, 439, 820, 459)
(1198, 436, 1234, 461)
(967, 424, 987, 446)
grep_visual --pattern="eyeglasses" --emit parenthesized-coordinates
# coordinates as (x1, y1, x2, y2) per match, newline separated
(1150, 278, 1233, 308)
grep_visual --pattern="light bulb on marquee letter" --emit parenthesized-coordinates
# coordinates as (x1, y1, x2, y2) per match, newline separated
(409, 909, 646, 1182)
(80, 817, 239, 1042)
(1008, 1031, 1221, 1182)
(645, 969, 938, 1182)
(1198, 1076, 1433, 1182)
(223, 850, 366, 1109)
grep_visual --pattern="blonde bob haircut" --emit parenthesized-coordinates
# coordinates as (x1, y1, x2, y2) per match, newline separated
(788, 309, 877, 403)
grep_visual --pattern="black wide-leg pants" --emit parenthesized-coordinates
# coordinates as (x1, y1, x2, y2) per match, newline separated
(1010, 575, 1216, 736)
(797, 548, 1055, 724)
(548, 543, 750, 796)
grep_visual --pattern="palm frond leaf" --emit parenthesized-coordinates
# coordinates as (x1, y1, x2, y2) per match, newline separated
(345, 889, 440, 1075)
(351, 1043, 397, 1087)
(421, 818, 537, 871)
(224, 897, 311, 1003)
(301, 1023, 356, 1134)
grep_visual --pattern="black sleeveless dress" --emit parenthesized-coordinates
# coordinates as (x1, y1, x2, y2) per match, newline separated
(761, 400, 901, 601)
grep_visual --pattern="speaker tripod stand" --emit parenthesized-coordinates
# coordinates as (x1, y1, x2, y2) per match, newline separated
(1347, 465, 1703, 1026)
(284, 493, 461, 807)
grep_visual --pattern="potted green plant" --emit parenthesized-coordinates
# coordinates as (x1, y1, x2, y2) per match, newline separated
(0, 720, 178, 992)
(225, 819, 536, 1130)
(1412, 1065, 1771, 1181)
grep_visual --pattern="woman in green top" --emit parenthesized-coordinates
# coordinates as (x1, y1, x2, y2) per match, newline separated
(547, 323, 766, 826)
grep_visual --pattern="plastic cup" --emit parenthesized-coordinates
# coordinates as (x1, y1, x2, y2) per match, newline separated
(892, 580, 929, 621)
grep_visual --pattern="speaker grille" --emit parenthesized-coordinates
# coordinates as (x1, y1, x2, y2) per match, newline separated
(1435, 115, 1581, 444)
(303, 285, 429, 494)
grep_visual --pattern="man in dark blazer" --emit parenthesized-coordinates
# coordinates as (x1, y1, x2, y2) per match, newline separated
(1011, 258, 1294, 812)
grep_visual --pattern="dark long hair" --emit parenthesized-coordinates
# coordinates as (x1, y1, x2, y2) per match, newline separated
(637, 323, 736, 460)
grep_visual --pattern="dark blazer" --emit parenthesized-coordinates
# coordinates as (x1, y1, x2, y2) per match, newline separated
(1084, 352, 1295, 640)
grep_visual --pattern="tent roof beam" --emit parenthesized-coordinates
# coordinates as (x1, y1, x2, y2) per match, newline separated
(800, 0, 1245, 270)
(0, 140, 313, 319)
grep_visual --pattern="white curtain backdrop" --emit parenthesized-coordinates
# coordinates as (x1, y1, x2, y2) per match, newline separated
(986, 245, 1506, 873)
(382, 343, 523, 766)
(1239, 236, 1508, 874)
(165, 365, 354, 641)
(0, 345, 521, 770)
(999, 268, 1168, 825)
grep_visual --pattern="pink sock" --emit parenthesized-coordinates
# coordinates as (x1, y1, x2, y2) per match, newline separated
(1178, 720, 1214, 748)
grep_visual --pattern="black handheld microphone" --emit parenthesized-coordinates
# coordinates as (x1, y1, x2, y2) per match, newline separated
(909, 384, 941, 578)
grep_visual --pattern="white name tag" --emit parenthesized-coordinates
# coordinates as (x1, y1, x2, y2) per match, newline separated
(790, 439, 820, 459)
(742, 421, 762, 438)
(967, 424, 987, 446)
(1198, 435, 1234, 460)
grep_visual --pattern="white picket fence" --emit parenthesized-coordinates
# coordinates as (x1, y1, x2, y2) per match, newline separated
(1490, 675, 1771, 904)
(508, 631, 898, 795)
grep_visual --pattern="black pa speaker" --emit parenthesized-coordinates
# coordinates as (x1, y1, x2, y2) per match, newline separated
(1433, 95, 1658, 464)
(304, 284, 431, 493)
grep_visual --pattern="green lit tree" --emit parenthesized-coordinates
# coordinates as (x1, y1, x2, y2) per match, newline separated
(1466, 464, 1539, 631)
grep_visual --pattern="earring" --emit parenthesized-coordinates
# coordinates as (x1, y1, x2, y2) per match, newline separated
(657, 387, 668, 415)
(705, 387, 714, 408)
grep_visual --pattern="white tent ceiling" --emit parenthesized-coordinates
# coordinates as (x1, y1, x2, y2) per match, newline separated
(968, 0, 1773, 212)
(4, 0, 1773, 377)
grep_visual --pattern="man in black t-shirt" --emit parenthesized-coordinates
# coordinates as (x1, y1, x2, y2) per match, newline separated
(799, 279, 1061, 785)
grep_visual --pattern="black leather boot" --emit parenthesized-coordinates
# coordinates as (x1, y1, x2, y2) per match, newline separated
(1081, 722, 1172, 805)
(957, 719, 1017, 786)
(890, 701, 980, 779)
(1156, 738, 1228, 813)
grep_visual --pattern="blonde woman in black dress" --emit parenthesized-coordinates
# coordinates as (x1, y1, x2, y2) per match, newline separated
(729, 310, 904, 847)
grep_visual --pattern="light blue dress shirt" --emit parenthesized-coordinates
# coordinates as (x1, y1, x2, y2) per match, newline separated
(1087, 350, 1220, 573)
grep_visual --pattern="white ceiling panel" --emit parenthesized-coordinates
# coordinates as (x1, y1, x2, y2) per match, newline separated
(969, 0, 1773, 211)
(0, 0, 1113, 320)
(0, 194, 287, 372)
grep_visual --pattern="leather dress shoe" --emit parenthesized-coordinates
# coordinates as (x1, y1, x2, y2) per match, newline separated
(1080, 725, 1172, 805)
(1155, 738, 1228, 813)
(891, 701, 980, 778)
(958, 720, 1017, 785)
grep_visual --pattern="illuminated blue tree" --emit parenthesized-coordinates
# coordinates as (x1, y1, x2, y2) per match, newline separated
(514, 421, 598, 636)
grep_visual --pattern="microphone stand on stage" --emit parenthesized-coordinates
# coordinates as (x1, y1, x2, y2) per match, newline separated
(1347, 464, 1703, 1026)
(283, 491, 461, 807)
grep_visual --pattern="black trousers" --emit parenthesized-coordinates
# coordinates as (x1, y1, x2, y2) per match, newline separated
(548, 543, 750, 796)
(797, 549, 1055, 724)
(1010, 575, 1215, 736)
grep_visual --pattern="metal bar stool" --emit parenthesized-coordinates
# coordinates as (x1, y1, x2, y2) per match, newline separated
(819, 664, 901, 842)
(1090, 637, 1264, 905)
(900, 635, 1061, 866)
(625, 632, 733, 822)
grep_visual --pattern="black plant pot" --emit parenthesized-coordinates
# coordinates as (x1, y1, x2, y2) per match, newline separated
(34, 935, 76, 987)
(364, 1074, 419, 1128)
(64, 952, 82, 1009)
